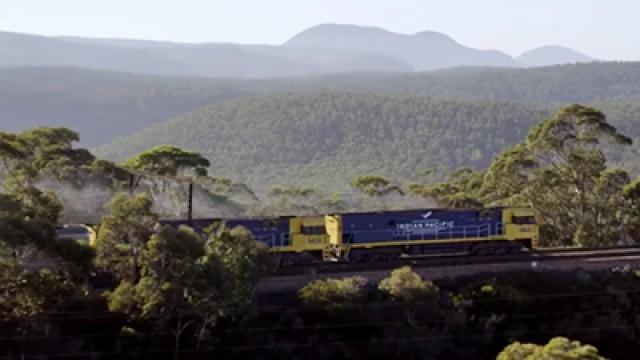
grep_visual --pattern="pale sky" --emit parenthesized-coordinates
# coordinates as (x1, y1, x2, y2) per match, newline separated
(1, 0, 637, 60)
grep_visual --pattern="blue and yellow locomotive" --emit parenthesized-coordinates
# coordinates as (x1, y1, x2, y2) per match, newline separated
(163, 207, 540, 264)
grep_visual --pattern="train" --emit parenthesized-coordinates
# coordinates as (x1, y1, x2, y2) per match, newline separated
(56, 207, 540, 266)
(162, 207, 540, 265)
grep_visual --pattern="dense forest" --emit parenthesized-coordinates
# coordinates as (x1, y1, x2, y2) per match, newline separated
(97, 92, 640, 190)
(3, 61, 640, 147)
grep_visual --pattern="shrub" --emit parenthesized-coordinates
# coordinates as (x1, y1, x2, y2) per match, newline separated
(497, 337, 607, 360)
(378, 266, 439, 303)
(298, 276, 368, 309)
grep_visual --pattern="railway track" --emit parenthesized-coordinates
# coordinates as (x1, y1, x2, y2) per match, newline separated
(274, 246, 640, 277)
(256, 247, 640, 299)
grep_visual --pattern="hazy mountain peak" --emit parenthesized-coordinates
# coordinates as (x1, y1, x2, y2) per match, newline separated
(411, 30, 455, 42)
(285, 23, 455, 47)
(289, 23, 395, 37)
(284, 23, 401, 49)
(517, 45, 593, 67)
(285, 24, 519, 70)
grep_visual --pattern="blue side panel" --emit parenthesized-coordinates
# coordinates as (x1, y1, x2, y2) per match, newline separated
(341, 208, 503, 244)
(160, 218, 216, 234)
(159, 217, 290, 248)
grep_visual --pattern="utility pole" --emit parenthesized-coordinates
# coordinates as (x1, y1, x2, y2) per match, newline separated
(188, 182, 193, 226)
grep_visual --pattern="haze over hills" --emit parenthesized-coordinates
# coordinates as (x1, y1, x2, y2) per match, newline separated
(0, 67, 258, 145)
(517, 45, 594, 67)
(288, 62, 640, 103)
(0, 30, 410, 79)
(0, 24, 597, 79)
(3, 62, 640, 146)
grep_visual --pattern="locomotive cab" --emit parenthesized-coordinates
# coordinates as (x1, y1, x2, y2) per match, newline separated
(502, 208, 540, 249)
(289, 215, 343, 261)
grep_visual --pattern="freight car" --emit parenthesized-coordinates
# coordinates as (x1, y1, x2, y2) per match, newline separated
(161, 207, 539, 265)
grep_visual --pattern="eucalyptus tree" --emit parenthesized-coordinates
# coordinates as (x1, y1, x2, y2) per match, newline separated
(0, 127, 98, 187)
(408, 105, 633, 246)
(95, 192, 158, 283)
(122, 145, 249, 217)
(351, 175, 404, 197)
(0, 171, 93, 329)
(107, 223, 273, 357)
(409, 167, 484, 208)
(0, 187, 61, 256)
(202, 225, 273, 317)
(0, 260, 78, 328)
(587, 168, 631, 245)
(351, 175, 404, 209)
(479, 105, 632, 245)
(196, 176, 259, 202)
(123, 145, 210, 178)
(0, 184, 94, 275)
(108, 225, 210, 359)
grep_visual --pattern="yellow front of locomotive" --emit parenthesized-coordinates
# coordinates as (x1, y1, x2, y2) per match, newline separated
(502, 207, 540, 249)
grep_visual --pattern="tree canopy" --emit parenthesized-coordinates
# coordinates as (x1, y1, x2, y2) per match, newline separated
(122, 145, 210, 177)
(498, 337, 607, 360)
(351, 175, 404, 197)
(95, 193, 158, 282)
(0, 127, 98, 187)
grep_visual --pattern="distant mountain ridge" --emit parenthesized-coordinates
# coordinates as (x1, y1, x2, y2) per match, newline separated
(0, 30, 411, 78)
(0, 24, 596, 78)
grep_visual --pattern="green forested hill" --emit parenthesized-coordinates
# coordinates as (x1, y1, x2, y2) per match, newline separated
(3, 62, 640, 147)
(96, 92, 640, 190)
(94, 93, 528, 188)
